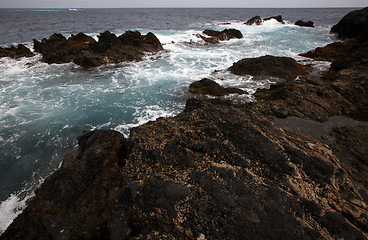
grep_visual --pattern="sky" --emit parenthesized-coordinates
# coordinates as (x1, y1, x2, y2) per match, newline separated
(0, 0, 366, 8)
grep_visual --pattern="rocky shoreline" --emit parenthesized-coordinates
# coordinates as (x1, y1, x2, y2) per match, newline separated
(1, 7, 368, 240)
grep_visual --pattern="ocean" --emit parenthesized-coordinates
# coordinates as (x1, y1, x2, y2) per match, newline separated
(0, 7, 359, 233)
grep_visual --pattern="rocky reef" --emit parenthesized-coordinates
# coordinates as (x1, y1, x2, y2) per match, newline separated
(0, 44, 34, 58)
(2, 7, 368, 240)
(33, 31, 163, 67)
(196, 29, 243, 44)
(189, 78, 247, 96)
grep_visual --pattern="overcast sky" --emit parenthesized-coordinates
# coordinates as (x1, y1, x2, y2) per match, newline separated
(0, 0, 366, 8)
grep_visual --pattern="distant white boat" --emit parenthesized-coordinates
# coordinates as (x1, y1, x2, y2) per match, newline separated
(69, 8, 78, 11)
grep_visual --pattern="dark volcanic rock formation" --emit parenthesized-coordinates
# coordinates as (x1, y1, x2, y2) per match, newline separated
(196, 29, 243, 44)
(2, 7, 368, 240)
(0, 44, 34, 58)
(295, 20, 314, 28)
(189, 78, 247, 96)
(245, 16, 263, 25)
(228, 55, 306, 81)
(264, 15, 285, 24)
(33, 31, 163, 67)
(331, 7, 368, 41)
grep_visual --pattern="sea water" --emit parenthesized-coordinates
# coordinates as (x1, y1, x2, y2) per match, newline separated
(0, 8, 358, 233)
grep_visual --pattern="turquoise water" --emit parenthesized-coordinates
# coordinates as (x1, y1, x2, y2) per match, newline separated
(0, 8, 353, 233)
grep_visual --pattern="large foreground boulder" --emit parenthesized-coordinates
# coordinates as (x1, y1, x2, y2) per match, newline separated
(228, 55, 306, 81)
(331, 7, 368, 41)
(33, 31, 163, 67)
(0, 44, 34, 58)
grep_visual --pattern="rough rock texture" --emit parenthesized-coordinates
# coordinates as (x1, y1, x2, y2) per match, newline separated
(295, 20, 314, 28)
(0, 44, 34, 58)
(189, 78, 247, 96)
(331, 7, 368, 41)
(196, 29, 243, 44)
(2, 8, 368, 240)
(264, 15, 285, 24)
(33, 31, 163, 67)
(245, 16, 263, 25)
(228, 55, 307, 81)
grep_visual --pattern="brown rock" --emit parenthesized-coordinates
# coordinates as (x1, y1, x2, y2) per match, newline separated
(189, 78, 247, 96)
(228, 55, 306, 81)
(0, 44, 34, 58)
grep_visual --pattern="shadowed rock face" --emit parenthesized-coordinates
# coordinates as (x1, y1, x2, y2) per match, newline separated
(331, 7, 368, 41)
(196, 28, 243, 44)
(0, 44, 34, 58)
(189, 78, 247, 96)
(264, 15, 285, 24)
(33, 31, 163, 67)
(295, 20, 314, 28)
(228, 55, 307, 81)
(245, 16, 263, 25)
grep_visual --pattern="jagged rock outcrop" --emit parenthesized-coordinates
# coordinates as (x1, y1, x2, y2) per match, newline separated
(295, 20, 314, 28)
(228, 55, 307, 81)
(264, 15, 285, 24)
(245, 16, 263, 25)
(0, 44, 34, 58)
(189, 78, 247, 96)
(331, 7, 368, 41)
(196, 29, 243, 44)
(33, 31, 163, 67)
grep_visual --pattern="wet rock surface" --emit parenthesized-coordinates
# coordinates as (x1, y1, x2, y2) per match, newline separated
(2, 7, 368, 240)
(189, 78, 247, 96)
(228, 55, 307, 81)
(244, 16, 263, 25)
(196, 29, 243, 44)
(33, 31, 163, 67)
(0, 44, 34, 58)
(295, 20, 314, 28)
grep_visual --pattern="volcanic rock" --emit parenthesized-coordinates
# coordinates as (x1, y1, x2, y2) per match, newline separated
(295, 20, 314, 28)
(189, 78, 247, 96)
(197, 28, 243, 44)
(228, 55, 306, 81)
(0, 44, 34, 58)
(33, 31, 163, 67)
(245, 16, 263, 25)
(331, 7, 368, 41)
(264, 15, 285, 24)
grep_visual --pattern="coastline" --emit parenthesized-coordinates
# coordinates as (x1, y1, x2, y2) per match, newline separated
(1, 7, 368, 239)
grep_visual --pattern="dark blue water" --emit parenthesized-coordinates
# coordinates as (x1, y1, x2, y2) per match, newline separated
(0, 8, 357, 45)
(0, 8, 360, 233)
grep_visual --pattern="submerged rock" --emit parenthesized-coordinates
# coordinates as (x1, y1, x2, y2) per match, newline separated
(189, 78, 247, 96)
(295, 20, 314, 28)
(197, 28, 243, 44)
(331, 7, 368, 41)
(33, 30, 163, 67)
(244, 16, 263, 25)
(228, 55, 306, 81)
(0, 44, 34, 58)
